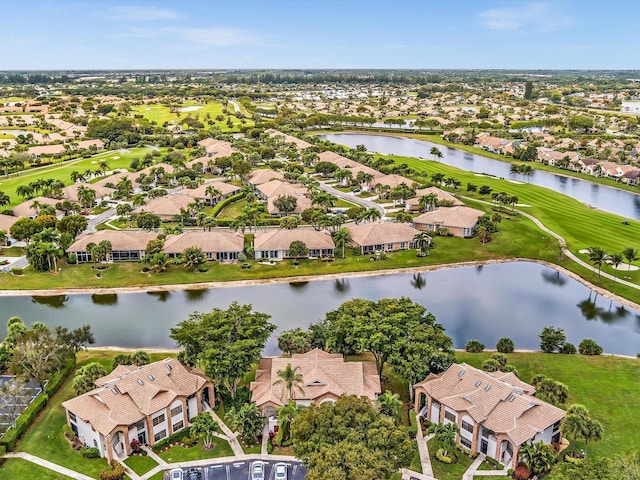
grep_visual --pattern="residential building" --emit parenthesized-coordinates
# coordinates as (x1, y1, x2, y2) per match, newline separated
(67, 230, 157, 262)
(62, 358, 213, 463)
(405, 187, 464, 212)
(178, 181, 241, 205)
(0, 214, 19, 244)
(162, 231, 244, 262)
(61, 183, 115, 204)
(197, 138, 236, 158)
(132, 195, 195, 221)
(413, 206, 485, 238)
(244, 169, 285, 186)
(250, 348, 381, 428)
(253, 229, 334, 260)
(347, 221, 420, 253)
(11, 196, 63, 219)
(266, 129, 313, 151)
(414, 363, 565, 469)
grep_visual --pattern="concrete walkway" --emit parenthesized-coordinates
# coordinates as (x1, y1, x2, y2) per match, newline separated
(141, 445, 168, 466)
(317, 180, 386, 218)
(460, 195, 640, 292)
(462, 453, 485, 480)
(261, 423, 269, 455)
(2, 452, 95, 480)
(207, 408, 245, 458)
(415, 418, 435, 479)
(461, 452, 510, 479)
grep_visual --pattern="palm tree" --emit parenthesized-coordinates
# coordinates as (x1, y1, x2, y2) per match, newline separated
(419, 193, 438, 213)
(332, 228, 352, 259)
(366, 208, 382, 223)
(413, 232, 431, 257)
(427, 422, 459, 457)
(583, 418, 603, 451)
(587, 246, 607, 280)
(0, 191, 10, 208)
(205, 185, 222, 206)
(608, 252, 624, 287)
(519, 441, 556, 476)
(561, 411, 587, 457)
(272, 363, 305, 402)
(276, 401, 299, 443)
(476, 225, 489, 245)
(622, 247, 638, 272)
(376, 390, 402, 422)
(99, 160, 109, 177)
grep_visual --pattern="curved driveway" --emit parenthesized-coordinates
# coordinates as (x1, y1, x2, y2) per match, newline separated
(317, 180, 386, 217)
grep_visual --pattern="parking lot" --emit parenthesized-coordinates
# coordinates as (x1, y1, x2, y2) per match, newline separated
(0, 376, 43, 436)
(169, 460, 306, 480)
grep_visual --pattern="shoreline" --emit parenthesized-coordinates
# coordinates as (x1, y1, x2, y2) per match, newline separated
(2, 257, 640, 311)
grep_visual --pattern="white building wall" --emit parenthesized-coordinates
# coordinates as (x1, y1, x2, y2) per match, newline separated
(170, 400, 185, 433)
(188, 396, 198, 420)
(533, 424, 554, 444)
(74, 416, 103, 453)
(430, 402, 440, 423)
(460, 414, 474, 448)
(443, 406, 457, 426)
(151, 410, 168, 441)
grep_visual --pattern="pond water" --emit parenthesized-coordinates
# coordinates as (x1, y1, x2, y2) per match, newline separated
(321, 133, 640, 220)
(1, 262, 638, 356)
(0, 129, 40, 137)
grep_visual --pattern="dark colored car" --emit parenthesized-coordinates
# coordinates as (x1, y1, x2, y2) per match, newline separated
(186, 468, 202, 480)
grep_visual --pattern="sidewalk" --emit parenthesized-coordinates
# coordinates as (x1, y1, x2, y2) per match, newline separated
(415, 417, 436, 479)
(207, 408, 245, 458)
(462, 453, 510, 479)
(2, 452, 94, 480)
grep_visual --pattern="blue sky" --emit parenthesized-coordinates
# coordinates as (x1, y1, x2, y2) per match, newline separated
(2, 1, 639, 70)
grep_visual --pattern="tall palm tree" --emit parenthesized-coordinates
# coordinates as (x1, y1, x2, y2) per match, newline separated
(413, 232, 432, 257)
(333, 228, 352, 259)
(376, 390, 402, 422)
(561, 411, 587, 457)
(419, 193, 438, 213)
(272, 363, 305, 402)
(366, 208, 382, 223)
(587, 246, 607, 280)
(622, 247, 638, 272)
(608, 252, 624, 287)
(476, 225, 489, 245)
(205, 185, 222, 206)
(0, 191, 10, 208)
(276, 401, 299, 443)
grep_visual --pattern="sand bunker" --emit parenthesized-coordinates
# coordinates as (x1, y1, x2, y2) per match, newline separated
(179, 106, 203, 112)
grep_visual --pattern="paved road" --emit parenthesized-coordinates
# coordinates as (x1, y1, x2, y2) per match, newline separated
(317, 181, 386, 218)
(85, 207, 117, 233)
(170, 460, 306, 480)
(228, 100, 241, 114)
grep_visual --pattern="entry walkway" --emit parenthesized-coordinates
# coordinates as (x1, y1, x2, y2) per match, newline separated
(206, 407, 245, 458)
(2, 452, 95, 480)
(461, 453, 510, 479)
(415, 417, 436, 479)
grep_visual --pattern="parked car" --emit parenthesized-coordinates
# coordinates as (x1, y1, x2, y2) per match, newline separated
(169, 469, 183, 480)
(186, 468, 202, 480)
(250, 461, 265, 480)
(274, 462, 288, 480)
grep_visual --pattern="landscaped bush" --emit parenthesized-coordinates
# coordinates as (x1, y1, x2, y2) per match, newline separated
(502, 364, 519, 377)
(45, 357, 76, 397)
(0, 393, 49, 452)
(482, 359, 499, 372)
(436, 448, 453, 464)
(491, 353, 507, 368)
(99, 462, 126, 480)
(67, 253, 77, 264)
(579, 339, 603, 356)
(559, 342, 577, 354)
(564, 455, 585, 464)
(11, 267, 23, 275)
(181, 435, 197, 446)
(465, 339, 485, 353)
(81, 447, 100, 458)
(496, 337, 515, 353)
(513, 464, 531, 480)
(210, 192, 245, 217)
(152, 429, 189, 452)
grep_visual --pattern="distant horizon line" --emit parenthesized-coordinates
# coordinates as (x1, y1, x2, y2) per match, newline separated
(2, 68, 640, 73)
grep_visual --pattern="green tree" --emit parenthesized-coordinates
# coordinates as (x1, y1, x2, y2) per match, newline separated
(276, 401, 299, 443)
(288, 240, 308, 260)
(539, 326, 566, 353)
(376, 390, 402, 422)
(170, 302, 276, 399)
(622, 247, 638, 272)
(586, 246, 607, 280)
(136, 213, 161, 231)
(413, 232, 431, 257)
(181, 246, 206, 271)
(9, 217, 42, 244)
(496, 337, 515, 353)
(607, 252, 624, 287)
(57, 215, 89, 239)
(73, 362, 107, 394)
(189, 413, 219, 449)
(519, 440, 556, 476)
(427, 422, 459, 457)
(273, 194, 298, 216)
(579, 338, 603, 355)
(273, 363, 305, 402)
(277, 328, 311, 355)
(332, 228, 352, 259)
(226, 402, 264, 444)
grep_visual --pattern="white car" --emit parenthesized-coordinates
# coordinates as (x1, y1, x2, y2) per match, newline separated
(251, 461, 265, 480)
(169, 468, 183, 480)
(274, 462, 288, 480)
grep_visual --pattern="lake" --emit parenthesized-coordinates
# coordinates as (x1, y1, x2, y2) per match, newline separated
(321, 133, 640, 220)
(1, 262, 638, 356)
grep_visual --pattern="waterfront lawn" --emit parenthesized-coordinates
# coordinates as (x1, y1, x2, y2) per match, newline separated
(456, 352, 640, 458)
(0, 147, 163, 208)
(0, 351, 173, 479)
(0, 211, 556, 290)
(157, 438, 234, 462)
(131, 102, 250, 132)
(0, 459, 71, 480)
(124, 454, 158, 475)
(427, 438, 475, 480)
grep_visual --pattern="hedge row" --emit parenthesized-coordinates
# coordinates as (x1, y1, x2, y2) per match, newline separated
(152, 429, 190, 452)
(210, 192, 245, 218)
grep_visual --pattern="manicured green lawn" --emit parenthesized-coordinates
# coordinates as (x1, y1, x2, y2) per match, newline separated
(0, 459, 71, 479)
(148, 472, 164, 480)
(131, 102, 251, 132)
(158, 438, 234, 462)
(0, 147, 163, 208)
(214, 198, 249, 219)
(456, 352, 640, 458)
(427, 438, 475, 480)
(0, 351, 174, 479)
(124, 453, 158, 475)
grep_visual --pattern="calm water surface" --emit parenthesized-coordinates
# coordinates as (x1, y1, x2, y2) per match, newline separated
(321, 133, 640, 220)
(1, 262, 638, 356)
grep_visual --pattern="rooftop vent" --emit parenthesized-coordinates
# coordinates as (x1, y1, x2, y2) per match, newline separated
(148, 374, 155, 381)
(484, 385, 492, 392)
(475, 381, 482, 387)
(166, 364, 172, 371)
(508, 395, 515, 402)
(458, 370, 465, 377)
(111, 388, 118, 395)
(137, 379, 144, 386)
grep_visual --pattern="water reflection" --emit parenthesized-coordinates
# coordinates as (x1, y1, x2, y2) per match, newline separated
(91, 294, 118, 306)
(289, 281, 309, 290)
(410, 273, 427, 290)
(147, 291, 171, 302)
(184, 289, 208, 301)
(334, 279, 350, 293)
(541, 270, 567, 286)
(576, 292, 629, 324)
(31, 295, 68, 308)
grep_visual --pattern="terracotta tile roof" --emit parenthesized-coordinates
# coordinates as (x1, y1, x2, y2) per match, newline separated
(413, 206, 484, 229)
(250, 349, 381, 408)
(415, 363, 565, 446)
(11, 196, 63, 218)
(254, 229, 335, 252)
(26, 144, 66, 156)
(197, 138, 236, 158)
(133, 195, 195, 217)
(245, 169, 285, 185)
(257, 180, 308, 199)
(162, 231, 244, 255)
(61, 183, 115, 203)
(374, 174, 416, 189)
(347, 221, 420, 247)
(266, 195, 313, 215)
(67, 230, 157, 253)
(406, 187, 464, 209)
(62, 358, 209, 437)
(266, 130, 312, 150)
(317, 151, 383, 179)
(92, 164, 175, 189)
(0, 214, 19, 232)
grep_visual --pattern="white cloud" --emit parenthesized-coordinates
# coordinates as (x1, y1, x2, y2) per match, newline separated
(480, 2, 573, 32)
(106, 5, 180, 21)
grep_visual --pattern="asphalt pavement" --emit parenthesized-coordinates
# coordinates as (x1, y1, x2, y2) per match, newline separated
(170, 460, 306, 480)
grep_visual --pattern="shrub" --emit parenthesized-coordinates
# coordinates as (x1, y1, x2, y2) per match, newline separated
(436, 448, 453, 464)
(559, 342, 577, 354)
(81, 447, 100, 458)
(491, 353, 507, 368)
(130, 438, 141, 453)
(152, 429, 189, 452)
(99, 463, 126, 480)
(465, 339, 485, 353)
(0, 394, 49, 452)
(579, 338, 603, 356)
(67, 253, 77, 264)
(11, 267, 23, 275)
(237, 252, 247, 263)
(502, 364, 519, 377)
(197, 265, 209, 273)
(352, 246, 362, 256)
(565, 455, 584, 464)
(46, 357, 76, 396)
(539, 326, 566, 353)
(514, 464, 531, 480)
(181, 435, 196, 446)
(482, 359, 500, 372)
(496, 337, 515, 353)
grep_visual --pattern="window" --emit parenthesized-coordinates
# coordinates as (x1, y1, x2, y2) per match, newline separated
(152, 414, 165, 426)
(462, 421, 474, 433)
(460, 437, 472, 449)
(93, 439, 97, 448)
(171, 405, 182, 417)
(172, 421, 184, 433)
(444, 411, 457, 422)
(69, 412, 77, 423)
(154, 429, 167, 442)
